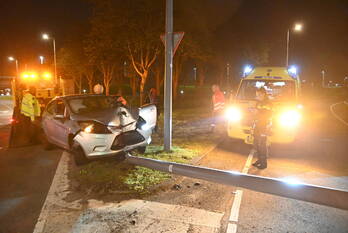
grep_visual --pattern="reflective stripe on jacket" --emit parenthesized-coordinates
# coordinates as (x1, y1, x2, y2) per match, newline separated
(212, 91, 225, 112)
(21, 93, 41, 121)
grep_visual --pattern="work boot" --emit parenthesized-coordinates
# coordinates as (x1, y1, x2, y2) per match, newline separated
(256, 161, 267, 169)
(252, 160, 261, 167)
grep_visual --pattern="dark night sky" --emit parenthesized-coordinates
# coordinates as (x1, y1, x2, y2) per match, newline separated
(1, 0, 348, 83)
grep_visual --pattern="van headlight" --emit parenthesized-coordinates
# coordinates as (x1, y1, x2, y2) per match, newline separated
(225, 107, 242, 122)
(278, 110, 301, 128)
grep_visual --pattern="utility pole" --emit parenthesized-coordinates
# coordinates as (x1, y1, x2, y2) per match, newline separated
(226, 63, 230, 88)
(164, 0, 173, 151)
(321, 70, 325, 88)
(286, 29, 290, 67)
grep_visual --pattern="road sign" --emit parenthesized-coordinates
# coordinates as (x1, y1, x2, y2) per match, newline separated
(161, 31, 184, 55)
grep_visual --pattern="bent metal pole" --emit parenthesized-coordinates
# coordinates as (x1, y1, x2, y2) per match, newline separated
(126, 153, 348, 210)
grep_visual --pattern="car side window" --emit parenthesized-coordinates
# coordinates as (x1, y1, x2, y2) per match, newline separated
(46, 101, 56, 115)
(56, 100, 65, 116)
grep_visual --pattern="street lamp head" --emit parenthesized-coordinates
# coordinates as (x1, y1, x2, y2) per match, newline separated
(42, 33, 50, 40)
(8, 56, 15, 61)
(294, 23, 303, 32)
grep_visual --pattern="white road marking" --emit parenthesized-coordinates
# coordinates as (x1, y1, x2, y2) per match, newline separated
(226, 150, 254, 233)
(330, 102, 348, 127)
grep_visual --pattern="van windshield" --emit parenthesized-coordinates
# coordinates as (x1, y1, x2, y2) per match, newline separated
(236, 80, 296, 101)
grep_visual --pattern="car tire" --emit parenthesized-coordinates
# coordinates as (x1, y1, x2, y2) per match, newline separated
(137, 146, 147, 154)
(72, 144, 89, 166)
(41, 131, 54, 150)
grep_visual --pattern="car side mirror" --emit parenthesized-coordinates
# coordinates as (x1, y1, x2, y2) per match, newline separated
(54, 114, 65, 120)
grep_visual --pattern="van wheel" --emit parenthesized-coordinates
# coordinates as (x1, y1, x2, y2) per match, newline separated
(72, 145, 89, 166)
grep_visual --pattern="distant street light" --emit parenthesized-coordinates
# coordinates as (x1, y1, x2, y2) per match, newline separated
(294, 23, 303, 31)
(321, 70, 325, 88)
(39, 56, 44, 64)
(42, 33, 58, 88)
(286, 23, 303, 66)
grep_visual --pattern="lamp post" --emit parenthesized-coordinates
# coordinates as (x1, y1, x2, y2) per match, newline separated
(42, 33, 58, 88)
(8, 56, 19, 106)
(163, 0, 174, 151)
(286, 23, 303, 66)
(8, 56, 19, 77)
(321, 70, 325, 88)
(39, 56, 44, 65)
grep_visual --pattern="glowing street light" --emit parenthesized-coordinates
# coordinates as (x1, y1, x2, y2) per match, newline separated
(286, 23, 304, 66)
(42, 33, 57, 88)
(294, 23, 303, 32)
(42, 33, 49, 40)
(8, 56, 19, 77)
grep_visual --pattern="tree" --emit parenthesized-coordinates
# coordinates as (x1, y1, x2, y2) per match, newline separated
(125, 0, 163, 105)
(84, 0, 123, 95)
(173, 0, 241, 87)
(243, 42, 270, 66)
(58, 47, 84, 94)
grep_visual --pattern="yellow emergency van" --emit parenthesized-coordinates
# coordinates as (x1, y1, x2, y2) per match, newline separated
(226, 66, 303, 144)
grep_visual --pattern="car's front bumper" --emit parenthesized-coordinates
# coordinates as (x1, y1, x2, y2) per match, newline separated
(73, 129, 151, 159)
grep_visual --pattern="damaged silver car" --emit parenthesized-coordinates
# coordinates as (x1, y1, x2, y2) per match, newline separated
(41, 95, 156, 165)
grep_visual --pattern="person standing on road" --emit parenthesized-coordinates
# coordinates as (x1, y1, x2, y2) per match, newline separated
(116, 88, 127, 106)
(20, 86, 41, 143)
(146, 88, 159, 105)
(252, 87, 272, 169)
(211, 84, 225, 132)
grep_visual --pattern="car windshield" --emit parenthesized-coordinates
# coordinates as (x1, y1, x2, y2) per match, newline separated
(68, 96, 116, 114)
(236, 80, 295, 101)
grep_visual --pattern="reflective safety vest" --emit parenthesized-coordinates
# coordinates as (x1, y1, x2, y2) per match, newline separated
(21, 93, 41, 121)
(212, 91, 225, 112)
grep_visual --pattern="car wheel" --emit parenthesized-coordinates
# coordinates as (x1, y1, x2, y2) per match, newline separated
(137, 146, 147, 154)
(72, 145, 89, 166)
(41, 131, 54, 150)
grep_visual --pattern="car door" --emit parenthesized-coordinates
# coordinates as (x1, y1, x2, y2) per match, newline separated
(139, 104, 157, 130)
(52, 99, 70, 149)
(42, 100, 58, 144)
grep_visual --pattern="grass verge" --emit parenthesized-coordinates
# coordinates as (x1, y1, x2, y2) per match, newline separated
(70, 106, 221, 197)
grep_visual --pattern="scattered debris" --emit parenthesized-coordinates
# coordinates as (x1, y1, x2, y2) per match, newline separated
(172, 184, 182, 190)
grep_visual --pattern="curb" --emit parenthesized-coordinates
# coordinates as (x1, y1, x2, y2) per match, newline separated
(330, 102, 348, 127)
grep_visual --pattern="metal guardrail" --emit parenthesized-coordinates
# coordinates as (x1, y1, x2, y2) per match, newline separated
(126, 153, 348, 211)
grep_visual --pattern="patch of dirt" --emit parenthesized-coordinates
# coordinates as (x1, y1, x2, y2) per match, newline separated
(66, 107, 224, 204)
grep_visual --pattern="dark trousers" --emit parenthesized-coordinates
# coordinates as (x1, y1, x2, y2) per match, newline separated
(22, 115, 37, 143)
(253, 134, 268, 165)
(211, 110, 224, 126)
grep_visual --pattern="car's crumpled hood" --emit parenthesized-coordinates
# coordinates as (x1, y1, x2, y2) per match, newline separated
(71, 107, 136, 127)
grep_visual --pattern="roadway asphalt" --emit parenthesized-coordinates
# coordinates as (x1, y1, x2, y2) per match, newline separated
(0, 99, 62, 233)
(1, 99, 348, 233)
(236, 100, 348, 232)
(152, 100, 348, 233)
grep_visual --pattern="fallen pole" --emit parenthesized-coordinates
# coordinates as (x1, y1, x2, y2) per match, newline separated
(126, 153, 348, 211)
